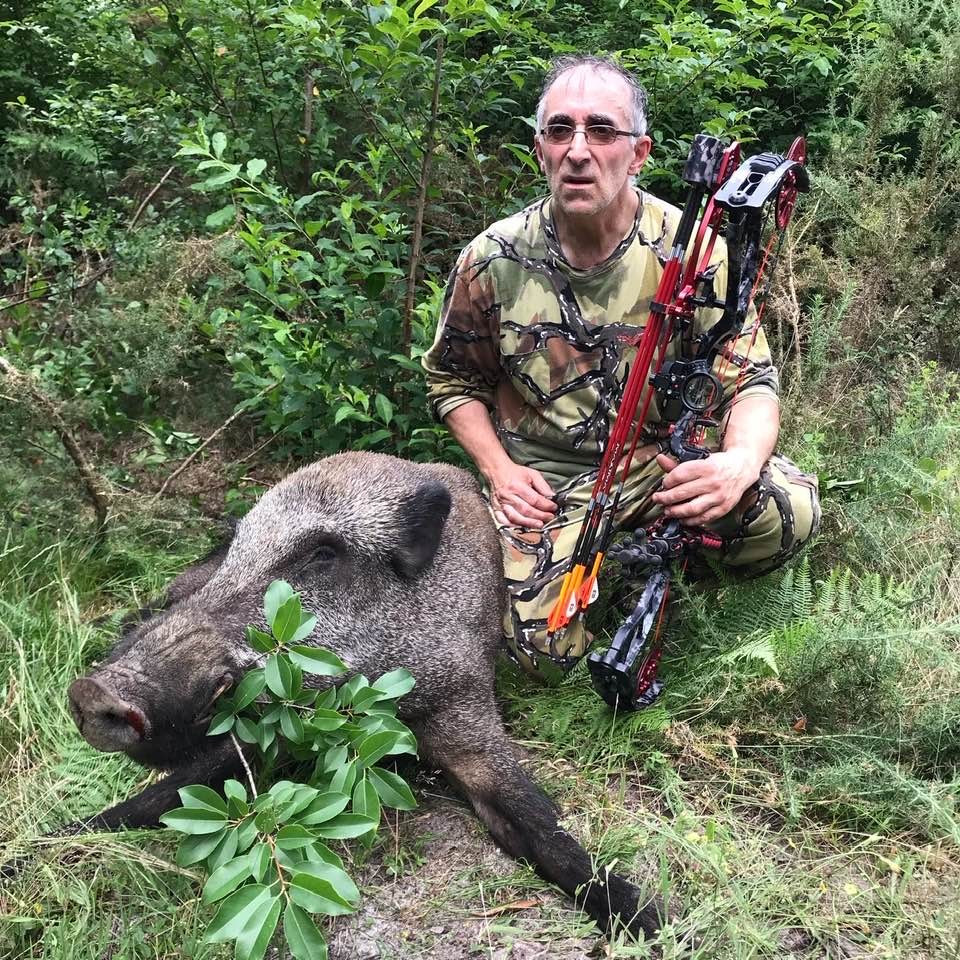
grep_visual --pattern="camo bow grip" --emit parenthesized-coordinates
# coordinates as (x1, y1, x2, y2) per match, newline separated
(682, 134, 726, 189)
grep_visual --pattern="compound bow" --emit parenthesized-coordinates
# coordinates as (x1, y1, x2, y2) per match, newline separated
(545, 132, 809, 711)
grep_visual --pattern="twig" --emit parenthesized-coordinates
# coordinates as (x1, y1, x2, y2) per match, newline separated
(126, 166, 175, 233)
(0, 356, 111, 535)
(1, 261, 111, 313)
(244, 0, 291, 189)
(301, 64, 319, 192)
(150, 382, 277, 501)
(98, 917, 122, 960)
(230, 732, 258, 799)
(402, 38, 444, 358)
(237, 430, 281, 464)
(335, 53, 418, 184)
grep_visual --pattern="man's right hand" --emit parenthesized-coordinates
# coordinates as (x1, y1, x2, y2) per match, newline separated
(487, 463, 557, 529)
(441, 400, 557, 529)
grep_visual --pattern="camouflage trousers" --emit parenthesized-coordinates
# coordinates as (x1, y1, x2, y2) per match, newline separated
(493, 450, 821, 682)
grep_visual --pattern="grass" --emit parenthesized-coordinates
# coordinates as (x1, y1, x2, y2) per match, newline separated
(2, 369, 960, 959)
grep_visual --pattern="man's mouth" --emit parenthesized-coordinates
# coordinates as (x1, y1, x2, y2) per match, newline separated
(563, 177, 594, 186)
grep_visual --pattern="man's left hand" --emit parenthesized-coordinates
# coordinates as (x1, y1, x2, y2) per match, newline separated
(651, 450, 759, 527)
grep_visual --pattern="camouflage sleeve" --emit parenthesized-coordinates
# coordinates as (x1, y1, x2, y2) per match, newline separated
(691, 249, 780, 415)
(421, 242, 503, 422)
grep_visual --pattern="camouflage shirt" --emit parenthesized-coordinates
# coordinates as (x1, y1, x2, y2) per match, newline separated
(422, 190, 779, 483)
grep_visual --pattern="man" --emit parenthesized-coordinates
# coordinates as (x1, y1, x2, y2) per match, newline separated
(422, 55, 820, 680)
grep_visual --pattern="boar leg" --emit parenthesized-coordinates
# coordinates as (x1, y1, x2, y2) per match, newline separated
(65, 739, 244, 833)
(416, 703, 666, 939)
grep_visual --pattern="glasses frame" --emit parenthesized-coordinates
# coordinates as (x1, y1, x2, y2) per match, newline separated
(539, 122, 643, 146)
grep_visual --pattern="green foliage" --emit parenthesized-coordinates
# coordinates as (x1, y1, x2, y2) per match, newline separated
(161, 580, 417, 960)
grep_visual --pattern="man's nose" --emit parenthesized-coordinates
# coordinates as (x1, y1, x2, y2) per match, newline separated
(565, 130, 592, 163)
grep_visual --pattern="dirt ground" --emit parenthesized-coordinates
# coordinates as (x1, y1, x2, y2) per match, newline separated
(327, 779, 604, 960)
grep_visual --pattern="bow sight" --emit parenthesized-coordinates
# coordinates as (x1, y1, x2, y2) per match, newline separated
(544, 132, 809, 712)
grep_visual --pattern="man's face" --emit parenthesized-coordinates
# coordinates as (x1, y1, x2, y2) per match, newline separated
(534, 67, 651, 220)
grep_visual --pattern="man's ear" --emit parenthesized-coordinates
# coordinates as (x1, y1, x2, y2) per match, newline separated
(629, 135, 653, 177)
(534, 133, 546, 172)
(392, 481, 452, 579)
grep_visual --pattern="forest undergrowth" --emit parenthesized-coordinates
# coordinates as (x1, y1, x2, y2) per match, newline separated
(2, 0, 960, 957)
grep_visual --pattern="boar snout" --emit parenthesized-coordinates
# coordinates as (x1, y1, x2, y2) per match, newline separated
(69, 677, 149, 752)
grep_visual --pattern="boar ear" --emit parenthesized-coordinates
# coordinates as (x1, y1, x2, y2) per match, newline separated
(392, 481, 452, 579)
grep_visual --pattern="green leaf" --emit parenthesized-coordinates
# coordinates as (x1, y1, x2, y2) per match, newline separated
(235, 893, 282, 960)
(179, 785, 228, 814)
(246, 626, 277, 654)
(374, 393, 393, 426)
(160, 806, 228, 835)
(235, 716, 260, 745)
(289, 646, 346, 676)
(312, 813, 378, 840)
(208, 828, 241, 870)
(206, 884, 272, 942)
(357, 729, 416, 768)
(234, 817, 259, 854)
(333, 403, 357, 426)
(273, 595, 304, 645)
(276, 824, 315, 850)
(366, 767, 417, 810)
(352, 775, 381, 827)
(207, 711, 235, 736)
(246, 158, 267, 179)
(202, 165, 241, 189)
(308, 708, 347, 732)
(248, 841, 272, 882)
(284, 903, 328, 960)
(371, 668, 416, 700)
(329, 759, 357, 795)
(289, 861, 360, 916)
(280, 705, 305, 742)
(212, 131, 227, 159)
(265, 653, 294, 698)
(176, 830, 226, 867)
(233, 668, 267, 709)
(323, 744, 349, 772)
(206, 203, 237, 229)
(349, 686, 388, 713)
(176, 142, 211, 158)
(299, 792, 351, 825)
(202, 854, 251, 903)
(280, 789, 320, 824)
(224, 780, 247, 805)
(288, 615, 318, 646)
(338, 675, 370, 706)
(264, 580, 295, 625)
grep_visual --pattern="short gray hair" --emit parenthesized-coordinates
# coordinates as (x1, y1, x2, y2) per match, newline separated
(535, 55, 649, 138)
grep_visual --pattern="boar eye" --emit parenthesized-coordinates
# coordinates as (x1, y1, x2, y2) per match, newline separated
(309, 544, 338, 566)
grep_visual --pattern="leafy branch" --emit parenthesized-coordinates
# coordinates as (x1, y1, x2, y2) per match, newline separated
(161, 580, 418, 960)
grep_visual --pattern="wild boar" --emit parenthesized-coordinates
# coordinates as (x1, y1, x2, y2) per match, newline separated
(65, 451, 664, 938)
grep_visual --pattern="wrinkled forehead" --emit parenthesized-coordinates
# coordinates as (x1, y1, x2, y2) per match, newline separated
(541, 66, 634, 125)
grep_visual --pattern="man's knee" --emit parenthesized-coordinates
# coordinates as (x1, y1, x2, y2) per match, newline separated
(717, 454, 820, 574)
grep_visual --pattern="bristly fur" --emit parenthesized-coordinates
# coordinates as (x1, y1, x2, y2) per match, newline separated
(64, 452, 667, 939)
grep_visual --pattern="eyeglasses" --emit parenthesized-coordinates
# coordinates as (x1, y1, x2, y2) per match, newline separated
(540, 123, 641, 146)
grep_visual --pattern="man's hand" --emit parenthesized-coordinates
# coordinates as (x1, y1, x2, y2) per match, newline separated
(651, 450, 758, 527)
(488, 462, 557, 529)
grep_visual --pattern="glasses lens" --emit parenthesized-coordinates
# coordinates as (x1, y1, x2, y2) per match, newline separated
(545, 124, 574, 144)
(585, 125, 618, 144)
